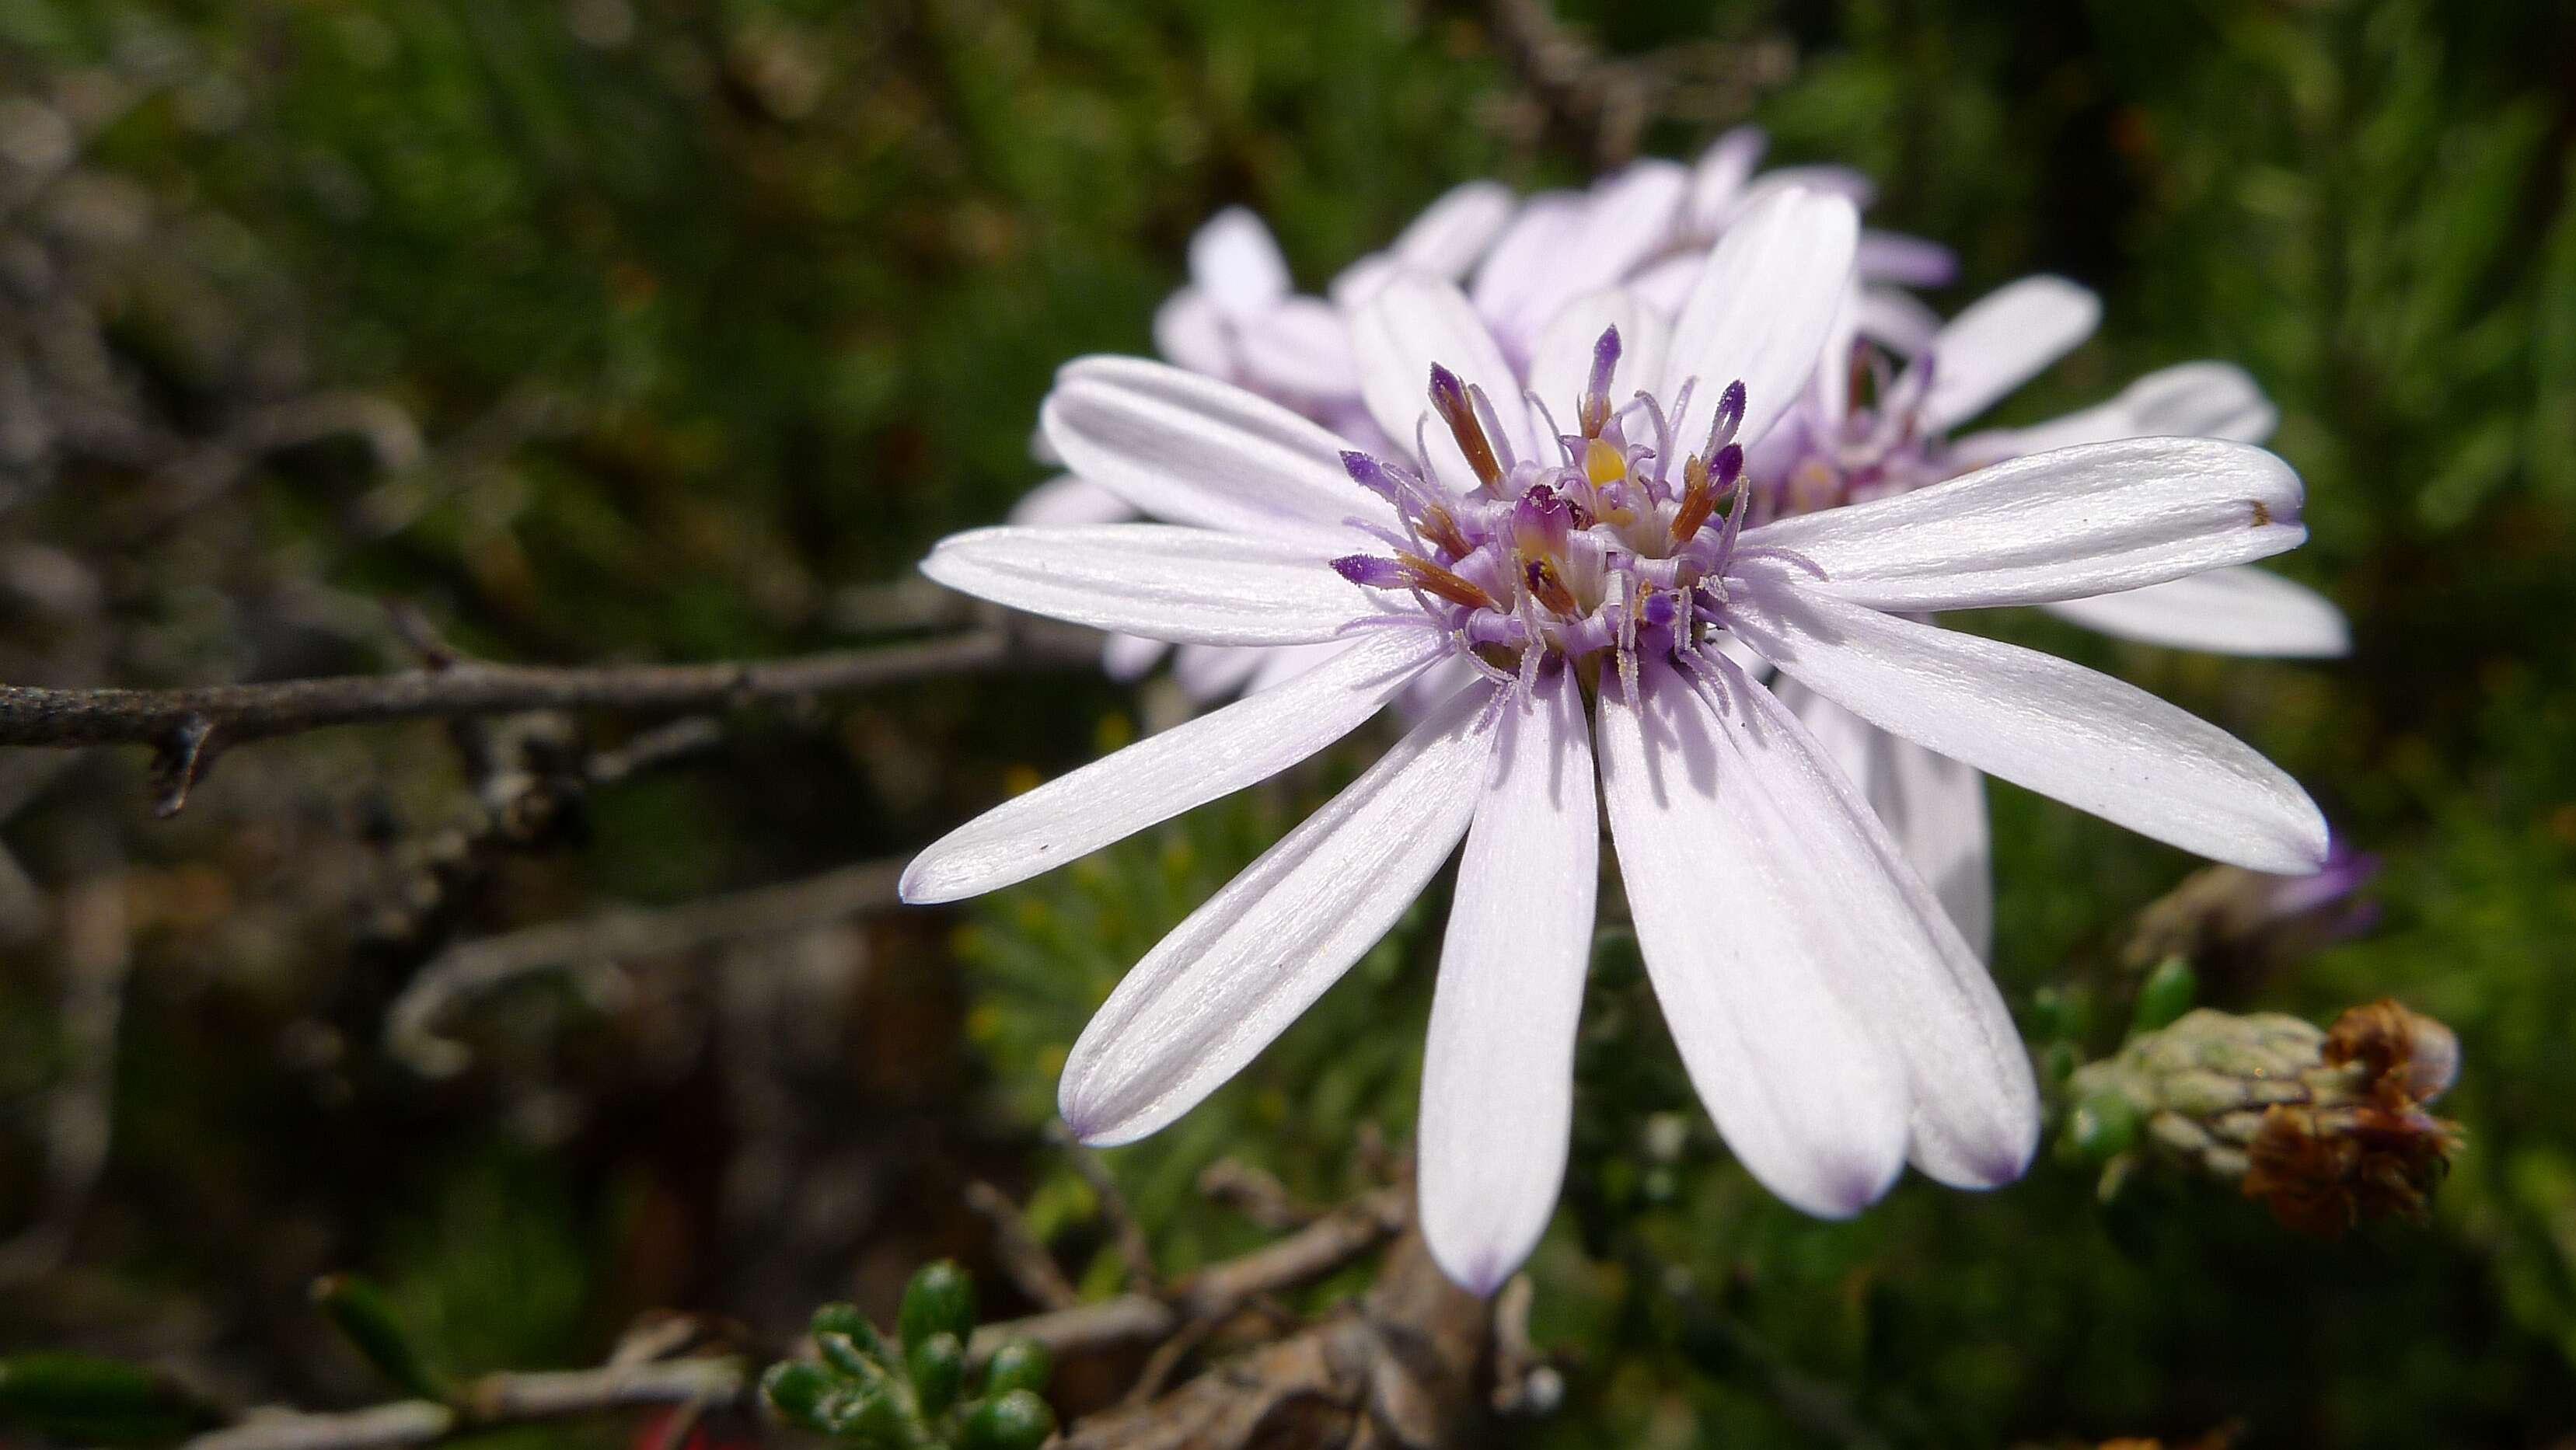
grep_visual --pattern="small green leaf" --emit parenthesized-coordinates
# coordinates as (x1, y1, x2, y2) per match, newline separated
(810, 1303, 891, 1362)
(898, 1261, 977, 1359)
(761, 1361, 836, 1431)
(981, 1339, 1052, 1398)
(2131, 957, 2197, 1034)
(2065, 1090, 2142, 1162)
(956, 1389, 1056, 1450)
(311, 1274, 452, 1402)
(815, 1332, 888, 1388)
(909, 1332, 964, 1417)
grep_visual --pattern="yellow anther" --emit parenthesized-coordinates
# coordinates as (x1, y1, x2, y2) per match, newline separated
(1583, 437, 1626, 486)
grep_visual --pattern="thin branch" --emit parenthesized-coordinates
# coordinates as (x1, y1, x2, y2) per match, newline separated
(384, 858, 907, 1077)
(180, 1358, 747, 1450)
(0, 619, 1091, 814)
(1197, 1159, 1319, 1231)
(965, 1185, 1408, 1364)
(965, 1182, 1084, 1312)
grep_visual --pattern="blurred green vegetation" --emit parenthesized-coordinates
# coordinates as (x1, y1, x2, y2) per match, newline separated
(2, 0, 2573, 1446)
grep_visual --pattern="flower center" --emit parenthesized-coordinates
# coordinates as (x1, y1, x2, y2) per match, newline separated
(1750, 342, 1953, 523)
(1332, 326, 1778, 696)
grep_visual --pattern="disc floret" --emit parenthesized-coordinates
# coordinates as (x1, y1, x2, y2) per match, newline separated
(1330, 326, 1775, 697)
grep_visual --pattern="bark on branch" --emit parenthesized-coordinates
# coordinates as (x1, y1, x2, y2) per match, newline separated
(0, 620, 1091, 814)
(180, 1358, 748, 1450)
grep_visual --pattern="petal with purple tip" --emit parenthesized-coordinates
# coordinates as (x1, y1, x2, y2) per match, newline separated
(1596, 661, 1911, 1217)
(1726, 577, 2331, 874)
(1420, 666, 1597, 1293)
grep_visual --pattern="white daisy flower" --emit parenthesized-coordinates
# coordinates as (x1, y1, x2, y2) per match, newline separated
(905, 188, 2330, 1292)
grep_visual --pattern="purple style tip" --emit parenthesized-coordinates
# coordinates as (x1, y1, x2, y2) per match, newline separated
(1587, 326, 1623, 397)
(1332, 554, 1402, 588)
(1341, 449, 1401, 501)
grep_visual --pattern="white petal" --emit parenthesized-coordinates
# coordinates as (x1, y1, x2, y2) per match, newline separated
(1971, 361, 2279, 458)
(1332, 182, 1519, 311)
(1657, 188, 1859, 454)
(1726, 580, 2331, 873)
(1470, 193, 1585, 346)
(1596, 664, 1909, 1216)
(1237, 297, 1358, 399)
(1391, 180, 1518, 278)
(1812, 283, 1863, 425)
(2042, 566, 2349, 657)
(1527, 288, 1670, 428)
(1857, 287, 1942, 356)
(1683, 125, 1767, 232)
(1008, 473, 1136, 527)
(1152, 289, 1233, 377)
(1243, 637, 1346, 693)
(902, 626, 1446, 904)
(1778, 682, 1993, 959)
(1100, 632, 1168, 681)
(1709, 666, 2033, 1187)
(1419, 667, 1597, 1293)
(1042, 357, 1395, 542)
(1751, 165, 1876, 208)
(1060, 681, 1497, 1143)
(1855, 230, 1959, 288)
(1171, 642, 1266, 700)
(921, 525, 1370, 644)
(1190, 207, 1292, 317)
(1351, 271, 1535, 479)
(1921, 276, 2102, 431)
(1628, 253, 1702, 316)
(1737, 437, 2309, 612)
(1506, 161, 1689, 340)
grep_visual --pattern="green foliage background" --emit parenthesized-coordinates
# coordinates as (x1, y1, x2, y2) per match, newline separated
(2, 0, 2572, 1445)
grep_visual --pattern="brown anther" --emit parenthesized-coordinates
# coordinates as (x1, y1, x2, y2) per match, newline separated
(1398, 552, 1498, 612)
(1577, 393, 1610, 438)
(1418, 503, 1474, 561)
(2251, 500, 2274, 527)
(1524, 557, 1578, 616)
(1670, 464, 1718, 545)
(1431, 375, 1504, 488)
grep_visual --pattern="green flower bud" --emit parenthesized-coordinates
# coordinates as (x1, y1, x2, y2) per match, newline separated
(908, 1332, 964, 1417)
(957, 1389, 1056, 1450)
(2062, 1002, 2463, 1236)
(898, 1260, 977, 1358)
(982, 1339, 1052, 1398)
